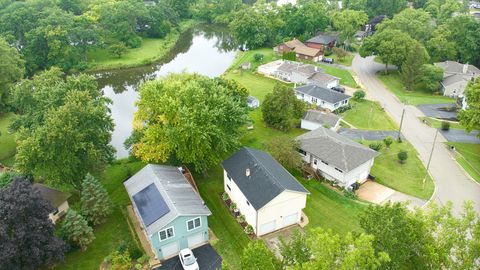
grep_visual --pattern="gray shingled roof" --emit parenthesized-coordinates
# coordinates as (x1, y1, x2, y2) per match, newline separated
(307, 32, 339, 45)
(296, 127, 379, 172)
(33, 184, 70, 208)
(277, 61, 318, 76)
(222, 147, 309, 210)
(124, 164, 211, 235)
(295, 85, 351, 104)
(302, 110, 341, 127)
(434, 61, 480, 76)
(308, 72, 339, 86)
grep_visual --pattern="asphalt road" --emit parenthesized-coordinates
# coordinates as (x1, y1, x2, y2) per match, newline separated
(352, 55, 480, 215)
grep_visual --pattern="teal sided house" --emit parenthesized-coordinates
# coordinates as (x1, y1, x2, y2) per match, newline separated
(124, 164, 212, 260)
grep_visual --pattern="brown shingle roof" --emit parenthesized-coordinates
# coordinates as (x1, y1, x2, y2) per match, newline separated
(33, 184, 70, 208)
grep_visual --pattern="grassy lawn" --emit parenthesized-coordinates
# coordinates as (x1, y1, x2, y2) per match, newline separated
(224, 71, 287, 102)
(341, 100, 398, 130)
(329, 52, 354, 67)
(316, 63, 358, 88)
(446, 142, 480, 183)
(420, 117, 465, 130)
(377, 71, 455, 105)
(365, 140, 434, 200)
(86, 20, 197, 71)
(300, 179, 367, 234)
(0, 113, 16, 166)
(56, 160, 146, 270)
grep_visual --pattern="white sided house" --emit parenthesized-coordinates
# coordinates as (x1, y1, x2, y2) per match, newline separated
(301, 109, 341, 131)
(434, 61, 480, 97)
(295, 84, 351, 111)
(296, 127, 379, 188)
(222, 147, 309, 236)
(33, 184, 70, 224)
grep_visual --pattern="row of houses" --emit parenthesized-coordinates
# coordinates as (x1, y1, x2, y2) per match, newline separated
(273, 32, 339, 62)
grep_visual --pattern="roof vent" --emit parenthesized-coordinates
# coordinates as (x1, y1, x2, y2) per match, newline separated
(463, 64, 468, 74)
(246, 168, 251, 177)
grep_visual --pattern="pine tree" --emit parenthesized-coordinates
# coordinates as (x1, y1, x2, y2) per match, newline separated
(61, 210, 95, 251)
(80, 173, 113, 226)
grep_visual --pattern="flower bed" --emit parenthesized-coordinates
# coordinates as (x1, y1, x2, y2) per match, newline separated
(220, 192, 255, 238)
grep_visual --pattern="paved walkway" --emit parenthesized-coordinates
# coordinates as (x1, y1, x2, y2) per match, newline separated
(352, 55, 480, 215)
(338, 128, 402, 141)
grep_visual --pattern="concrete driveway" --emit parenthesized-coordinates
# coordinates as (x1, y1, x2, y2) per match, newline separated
(352, 55, 480, 215)
(338, 128, 402, 141)
(416, 103, 458, 120)
(357, 181, 426, 210)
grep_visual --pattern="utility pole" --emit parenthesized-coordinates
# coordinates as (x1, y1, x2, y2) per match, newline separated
(397, 107, 405, 142)
(423, 129, 439, 189)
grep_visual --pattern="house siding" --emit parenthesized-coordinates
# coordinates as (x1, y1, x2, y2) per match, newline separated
(301, 152, 374, 187)
(49, 201, 69, 224)
(301, 119, 338, 131)
(223, 170, 258, 230)
(149, 215, 209, 260)
(257, 191, 307, 236)
(295, 91, 350, 111)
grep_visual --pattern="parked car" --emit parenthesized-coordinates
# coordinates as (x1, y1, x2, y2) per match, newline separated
(179, 248, 199, 270)
(331, 86, 345, 93)
(322, 58, 334, 64)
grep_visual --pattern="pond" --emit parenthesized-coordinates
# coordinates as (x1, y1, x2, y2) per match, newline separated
(94, 25, 238, 158)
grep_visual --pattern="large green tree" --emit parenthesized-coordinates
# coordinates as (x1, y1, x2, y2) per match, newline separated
(331, 9, 368, 45)
(400, 42, 430, 91)
(131, 73, 249, 172)
(303, 228, 390, 269)
(278, 229, 311, 268)
(445, 15, 480, 66)
(11, 68, 114, 188)
(241, 241, 280, 270)
(266, 136, 303, 170)
(459, 78, 480, 136)
(418, 64, 444, 93)
(360, 29, 416, 73)
(60, 210, 95, 251)
(0, 37, 23, 112)
(426, 25, 457, 62)
(262, 84, 305, 131)
(344, 0, 407, 18)
(376, 8, 434, 42)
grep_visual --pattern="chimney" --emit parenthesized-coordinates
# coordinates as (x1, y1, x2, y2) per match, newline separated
(246, 168, 250, 177)
(463, 64, 468, 74)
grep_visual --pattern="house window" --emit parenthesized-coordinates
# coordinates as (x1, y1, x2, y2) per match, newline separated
(246, 200, 250, 206)
(227, 174, 232, 181)
(312, 97, 318, 103)
(334, 102, 339, 107)
(158, 227, 175, 242)
(313, 159, 318, 165)
(226, 184, 231, 191)
(335, 168, 343, 173)
(187, 217, 201, 231)
(298, 149, 306, 156)
(52, 208, 59, 215)
(321, 160, 328, 165)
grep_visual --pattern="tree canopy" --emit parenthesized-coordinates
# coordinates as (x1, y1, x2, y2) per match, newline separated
(459, 78, 480, 136)
(131, 73, 249, 172)
(344, 0, 407, 18)
(262, 84, 305, 131)
(0, 37, 23, 112)
(10, 68, 114, 188)
(332, 9, 368, 44)
(0, 178, 67, 268)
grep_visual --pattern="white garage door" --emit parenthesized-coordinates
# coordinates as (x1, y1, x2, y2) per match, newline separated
(161, 241, 179, 259)
(259, 220, 276, 235)
(283, 212, 298, 227)
(187, 233, 204, 248)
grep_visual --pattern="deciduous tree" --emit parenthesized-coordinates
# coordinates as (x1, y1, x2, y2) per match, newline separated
(241, 241, 280, 270)
(0, 37, 23, 112)
(80, 173, 112, 226)
(131, 73, 249, 173)
(266, 136, 303, 170)
(400, 42, 430, 91)
(262, 84, 305, 131)
(0, 178, 67, 268)
(278, 229, 311, 268)
(459, 78, 480, 136)
(332, 9, 368, 45)
(418, 64, 444, 93)
(376, 8, 434, 42)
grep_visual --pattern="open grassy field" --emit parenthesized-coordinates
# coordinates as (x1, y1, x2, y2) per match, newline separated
(341, 100, 398, 130)
(377, 71, 455, 105)
(56, 160, 146, 270)
(0, 113, 16, 166)
(316, 63, 358, 88)
(366, 140, 434, 200)
(329, 52, 354, 67)
(446, 142, 480, 183)
(87, 20, 197, 71)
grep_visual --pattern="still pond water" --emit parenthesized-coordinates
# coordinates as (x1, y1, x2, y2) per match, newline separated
(94, 25, 238, 158)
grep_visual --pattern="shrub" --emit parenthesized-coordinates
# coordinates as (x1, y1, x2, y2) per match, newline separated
(60, 210, 95, 251)
(238, 214, 246, 223)
(353, 90, 366, 101)
(441, 121, 450, 131)
(324, 50, 332, 56)
(222, 192, 229, 201)
(110, 250, 132, 270)
(383, 136, 393, 148)
(229, 202, 237, 212)
(397, 150, 408, 164)
(254, 53, 264, 62)
(80, 173, 113, 226)
(245, 225, 254, 234)
(369, 142, 383, 151)
(333, 104, 352, 114)
(282, 51, 296, 61)
(108, 42, 128, 58)
(343, 190, 357, 199)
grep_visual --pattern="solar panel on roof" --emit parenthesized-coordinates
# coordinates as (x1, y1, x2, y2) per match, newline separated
(132, 183, 170, 226)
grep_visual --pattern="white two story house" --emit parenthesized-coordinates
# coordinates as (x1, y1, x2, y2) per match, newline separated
(296, 127, 379, 188)
(222, 147, 309, 236)
(295, 85, 351, 111)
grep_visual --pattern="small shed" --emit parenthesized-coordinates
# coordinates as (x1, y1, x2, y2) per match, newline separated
(247, 96, 260, 108)
(240, 62, 252, 70)
(33, 184, 70, 224)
